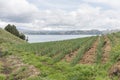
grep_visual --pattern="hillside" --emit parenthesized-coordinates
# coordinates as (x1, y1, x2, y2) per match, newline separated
(19, 29, 102, 35)
(0, 29, 120, 80)
(0, 28, 26, 50)
(0, 28, 26, 44)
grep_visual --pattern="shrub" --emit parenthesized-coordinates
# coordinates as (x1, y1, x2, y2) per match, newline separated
(4, 24, 26, 40)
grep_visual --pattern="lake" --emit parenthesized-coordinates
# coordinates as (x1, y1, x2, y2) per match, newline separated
(26, 35, 95, 43)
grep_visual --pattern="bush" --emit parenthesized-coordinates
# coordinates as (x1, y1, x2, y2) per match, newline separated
(19, 33, 26, 40)
(5, 24, 19, 37)
(4, 24, 26, 40)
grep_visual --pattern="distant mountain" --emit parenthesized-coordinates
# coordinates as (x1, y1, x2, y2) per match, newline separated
(102, 29, 120, 34)
(18, 29, 102, 35)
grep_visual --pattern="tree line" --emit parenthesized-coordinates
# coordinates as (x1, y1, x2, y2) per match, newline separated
(4, 24, 28, 41)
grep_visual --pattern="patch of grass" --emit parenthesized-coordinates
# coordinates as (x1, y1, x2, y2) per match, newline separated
(0, 74, 6, 80)
(96, 36, 105, 63)
(71, 36, 97, 65)
(2, 29, 120, 80)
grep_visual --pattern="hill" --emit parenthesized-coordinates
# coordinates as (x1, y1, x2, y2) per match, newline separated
(19, 29, 102, 35)
(0, 28, 120, 80)
(0, 28, 26, 44)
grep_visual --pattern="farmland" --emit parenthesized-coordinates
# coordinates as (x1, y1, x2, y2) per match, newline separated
(0, 28, 120, 80)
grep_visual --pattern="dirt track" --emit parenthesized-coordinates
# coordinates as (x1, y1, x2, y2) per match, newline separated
(102, 36, 111, 63)
(0, 56, 40, 80)
(79, 38, 99, 64)
(62, 49, 79, 62)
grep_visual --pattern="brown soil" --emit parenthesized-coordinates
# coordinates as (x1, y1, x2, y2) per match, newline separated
(109, 61, 120, 79)
(53, 52, 60, 58)
(79, 38, 99, 64)
(0, 55, 40, 80)
(101, 36, 111, 63)
(62, 49, 79, 62)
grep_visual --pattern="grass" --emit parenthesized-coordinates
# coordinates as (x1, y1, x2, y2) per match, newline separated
(95, 36, 105, 63)
(0, 74, 6, 80)
(71, 36, 97, 65)
(0, 28, 26, 44)
(13, 37, 91, 57)
(1, 28, 120, 80)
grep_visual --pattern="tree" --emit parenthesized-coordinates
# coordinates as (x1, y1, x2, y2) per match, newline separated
(19, 33, 26, 40)
(4, 24, 26, 40)
(5, 24, 19, 36)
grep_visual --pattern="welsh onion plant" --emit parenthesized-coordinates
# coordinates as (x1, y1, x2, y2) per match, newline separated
(46, 37, 91, 57)
(71, 36, 98, 65)
(107, 34, 116, 46)
(96, 36, 104, 63)
(14, 37, 91, 57)
(52, 37, 91, 63)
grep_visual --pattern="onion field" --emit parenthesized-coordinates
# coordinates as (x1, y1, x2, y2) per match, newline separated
(1, 28, 120, 80)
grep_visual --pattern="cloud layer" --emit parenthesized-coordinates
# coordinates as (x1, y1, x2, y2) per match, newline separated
(0, 0, 120, 30)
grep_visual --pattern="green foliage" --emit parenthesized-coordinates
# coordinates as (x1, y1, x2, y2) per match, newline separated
(4, 24, 19, 37)
(2, 30, 120, 80)
(107, 33, 116, 46)
(4, 24, 26, 40)
(9, 35, 112, 80)
(19, 33, 26, 40)
(0, 28, 26, 44)
(67, 65, 96, 80)
(14, 37, 91, 57)
(71, 36, 97, 65)
(0, 74, 6, 80)
(96, 36, 104, 63)
(27, 76, 49, 80)
(110, 44, 120, 63)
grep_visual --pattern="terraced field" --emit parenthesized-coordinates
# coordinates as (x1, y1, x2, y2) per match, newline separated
(1, 28, 120, 80)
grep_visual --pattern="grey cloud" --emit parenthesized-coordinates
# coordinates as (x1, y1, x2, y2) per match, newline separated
(0, 0, 120, 30)
(0, 0, 39, 23)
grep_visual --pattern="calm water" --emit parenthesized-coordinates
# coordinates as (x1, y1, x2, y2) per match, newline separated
(26, 35, 95, 43)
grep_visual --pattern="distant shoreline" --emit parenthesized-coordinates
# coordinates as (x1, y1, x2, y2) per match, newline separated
(26, 34, 95, 43)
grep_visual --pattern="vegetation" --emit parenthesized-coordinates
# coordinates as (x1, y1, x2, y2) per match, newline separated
(1, 28, 120, 80)
(4, 24, 26, 40)
(71, 36, 97, 65)
(96, 36, 105, 63)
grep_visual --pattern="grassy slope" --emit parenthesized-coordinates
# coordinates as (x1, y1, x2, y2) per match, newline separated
(0, 28, 26, 44)
(0, 28, 120, 80)
(11, 37, 110, 80)
(0, 28, 28, 80)
(0, 28, 26, 50)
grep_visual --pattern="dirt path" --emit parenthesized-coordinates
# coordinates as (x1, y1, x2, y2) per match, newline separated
(61, 49, 79, 62)
(101, 36, 111, 63)
(109, 61, 120, 79)
(0, 55, 40, 80)
(0, 58, 12, 79)
(79, 38, 99, 64)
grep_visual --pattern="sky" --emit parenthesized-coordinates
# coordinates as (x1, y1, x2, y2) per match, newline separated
(0, 0, 120, 31)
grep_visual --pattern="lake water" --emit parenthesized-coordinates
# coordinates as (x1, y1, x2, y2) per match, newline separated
(26, 35, 95, 43)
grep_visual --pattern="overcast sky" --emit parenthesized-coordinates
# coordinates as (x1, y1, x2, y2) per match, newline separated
(0, 0, 120, 31)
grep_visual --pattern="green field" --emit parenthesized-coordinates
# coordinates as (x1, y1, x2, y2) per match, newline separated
(0, 28, 120, 80)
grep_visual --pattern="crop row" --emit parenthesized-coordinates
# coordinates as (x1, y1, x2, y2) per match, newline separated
(52, 37, 92, 63)
(71, 36, 98, 65)
(107, 34, 115, 46)
(95, 36, 105, 63)
(14, 37, 91, 57)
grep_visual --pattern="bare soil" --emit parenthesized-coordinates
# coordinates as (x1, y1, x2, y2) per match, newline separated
(62, 49, 79, 62)
(0, 55, 40, 80)
(102, 36, 111, 63)
(79, 38, 99, 64)
(109, 61, 120, 80)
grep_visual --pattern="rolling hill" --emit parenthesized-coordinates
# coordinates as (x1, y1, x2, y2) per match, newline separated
(0, 28, 120, 80)
(0, 28, 26, 44)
